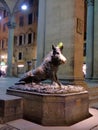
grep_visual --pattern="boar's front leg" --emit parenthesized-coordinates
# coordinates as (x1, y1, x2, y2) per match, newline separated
(53, 72, 62, 88)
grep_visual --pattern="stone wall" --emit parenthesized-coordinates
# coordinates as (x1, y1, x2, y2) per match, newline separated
(37, 0, 85, 83)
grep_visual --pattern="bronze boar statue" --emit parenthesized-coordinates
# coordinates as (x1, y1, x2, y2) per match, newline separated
(15, 42, 67, 88)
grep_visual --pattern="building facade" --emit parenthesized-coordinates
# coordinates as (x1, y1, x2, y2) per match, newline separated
(0, 0, 38, 76)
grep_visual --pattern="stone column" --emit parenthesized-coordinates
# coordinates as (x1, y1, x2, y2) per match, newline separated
(37, 0, 75, 80)
(93, 0, 98, 79)
(85, 0, 94, 79)
(37, 0, 87, 87)
(36, 0, 46, 66)
(7, 19, 16, 77)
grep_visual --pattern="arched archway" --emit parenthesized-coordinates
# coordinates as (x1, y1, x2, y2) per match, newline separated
(0, 0, 10, 13)
(0, 0, 26, 76)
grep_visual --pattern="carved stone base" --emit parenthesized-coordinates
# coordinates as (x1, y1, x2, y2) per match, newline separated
(7, 89, 90, 126)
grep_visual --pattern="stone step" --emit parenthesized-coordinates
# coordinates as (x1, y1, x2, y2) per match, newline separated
(0, 94, 23, 124)
(88, 87, 98, 92)
(88, 87, 98, 106)
(89, 95, 98, 101)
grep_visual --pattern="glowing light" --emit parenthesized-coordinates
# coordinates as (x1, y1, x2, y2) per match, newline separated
(1, 55, 7, 59)
(21, 4, 28, 10)
(0, 16, 2, 20)
(18, 64, 24, 67)
(0, 61, 5, 66)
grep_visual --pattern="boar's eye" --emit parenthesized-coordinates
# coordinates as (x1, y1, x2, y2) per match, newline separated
(56, 52, 59, 54)
(53, 51, 60, 56)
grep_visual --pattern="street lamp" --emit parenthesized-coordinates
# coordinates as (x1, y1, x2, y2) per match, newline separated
(0, 16, 2, 20)
(21, 4, 28, 10)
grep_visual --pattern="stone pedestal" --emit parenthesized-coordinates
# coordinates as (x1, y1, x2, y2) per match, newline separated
(7, 89, 90, 126)
(0, 95, 23, 124)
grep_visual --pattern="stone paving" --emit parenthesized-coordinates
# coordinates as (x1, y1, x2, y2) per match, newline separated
(0, 77, 98, 130)
(0, 109, 97, 130)
(0, 77, 19, 94)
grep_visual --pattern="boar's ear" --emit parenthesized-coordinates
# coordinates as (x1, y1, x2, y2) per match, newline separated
(52, 45, 56, 55)
(52, 44, 56, 51)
